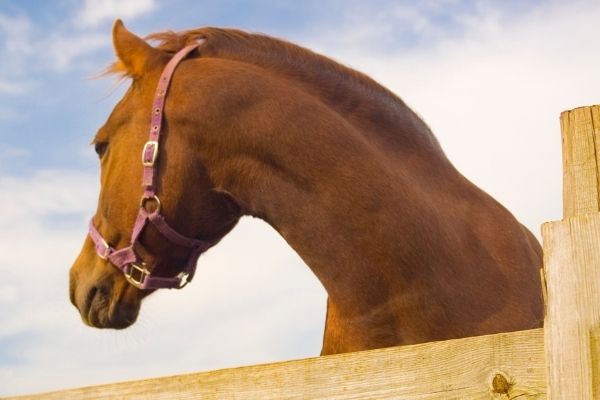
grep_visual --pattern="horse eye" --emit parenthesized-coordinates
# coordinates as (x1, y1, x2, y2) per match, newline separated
(94, 142, 108, 158)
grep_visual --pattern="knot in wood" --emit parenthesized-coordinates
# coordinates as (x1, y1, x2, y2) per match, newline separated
(492, 373, 511, 394)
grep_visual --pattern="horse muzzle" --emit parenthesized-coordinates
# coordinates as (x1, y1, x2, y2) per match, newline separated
(70, 268, 141, 329)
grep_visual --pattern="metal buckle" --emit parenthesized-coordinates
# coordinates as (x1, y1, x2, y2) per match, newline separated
(125, 263, 150, 289)
(97, 237, 111, 260)
(142, 141, 159, 167)
(178, 272, 190, 288)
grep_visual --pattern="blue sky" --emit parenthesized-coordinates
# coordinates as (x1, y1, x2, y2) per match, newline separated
(1, 0, 600, 396)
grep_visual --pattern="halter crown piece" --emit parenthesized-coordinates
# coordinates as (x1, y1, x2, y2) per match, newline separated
(88, 43, 211, 290)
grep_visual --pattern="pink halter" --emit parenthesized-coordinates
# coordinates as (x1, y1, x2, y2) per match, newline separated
(88, 43, 211, 290)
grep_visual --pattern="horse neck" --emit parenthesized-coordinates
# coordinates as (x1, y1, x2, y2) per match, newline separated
(187, 59, 456, 321)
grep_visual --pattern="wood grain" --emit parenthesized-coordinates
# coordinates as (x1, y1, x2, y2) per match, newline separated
(543, 217, 600, 399)
(560, 105, 600, 217)
(4, 329, 545, 400)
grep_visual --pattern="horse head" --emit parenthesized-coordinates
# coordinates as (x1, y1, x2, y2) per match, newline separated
(69, 21, 241, 329)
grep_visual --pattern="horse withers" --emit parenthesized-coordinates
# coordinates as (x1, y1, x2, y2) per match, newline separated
(69, 20, 543, 355)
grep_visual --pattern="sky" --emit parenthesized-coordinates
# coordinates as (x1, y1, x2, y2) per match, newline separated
(1, 0, 600, 396)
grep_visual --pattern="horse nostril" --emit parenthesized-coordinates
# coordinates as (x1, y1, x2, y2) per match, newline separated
(85, 284, 113, 311)
(97, 284, 111, 298)
(85, 286, 99, 314)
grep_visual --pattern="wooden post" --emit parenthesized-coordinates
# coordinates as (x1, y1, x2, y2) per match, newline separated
(543, 105, 600, 399)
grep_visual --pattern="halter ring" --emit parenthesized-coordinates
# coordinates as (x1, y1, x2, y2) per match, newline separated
(140, 195, 161, 213)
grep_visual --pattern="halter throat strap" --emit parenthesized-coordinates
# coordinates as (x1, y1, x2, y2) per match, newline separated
(88, 42, 210, 290)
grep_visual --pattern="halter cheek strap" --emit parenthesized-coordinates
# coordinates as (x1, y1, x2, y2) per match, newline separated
(88, 42, 211, 290)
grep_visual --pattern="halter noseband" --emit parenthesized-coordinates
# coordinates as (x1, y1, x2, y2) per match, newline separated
(88, 43, 210, 290)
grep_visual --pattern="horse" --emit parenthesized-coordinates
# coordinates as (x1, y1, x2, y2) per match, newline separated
(69, 20, 543, 355)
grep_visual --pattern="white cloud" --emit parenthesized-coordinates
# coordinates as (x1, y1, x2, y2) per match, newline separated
(0, 13, 34, 57)
(0, 14, 37, 94)
(42, 33, 108, 72)
(0, 80, 34, 95)
(0, 0, 157, 76)
(0, 146, 30, 172)
(0, 171, 98, 285)
(75, 0, 156, 28)
(0, 13, 104, 76)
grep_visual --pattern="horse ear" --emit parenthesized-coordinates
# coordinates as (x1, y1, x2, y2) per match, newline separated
(112, 19, 158, 77)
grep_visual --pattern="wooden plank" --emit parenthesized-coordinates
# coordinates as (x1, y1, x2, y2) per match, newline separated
(560, 105, 600, 217)
(4, 329, 545, 400)
(543, 215, 600, 399)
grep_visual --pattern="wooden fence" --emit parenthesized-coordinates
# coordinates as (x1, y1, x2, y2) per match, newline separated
(5, 105, 600, 400)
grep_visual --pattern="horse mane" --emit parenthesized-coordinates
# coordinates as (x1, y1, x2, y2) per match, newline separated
(148, 28, 400, 102)
(111, 27, 441, 152)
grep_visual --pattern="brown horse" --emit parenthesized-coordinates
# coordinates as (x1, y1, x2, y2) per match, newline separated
(69, 20, 543, 355)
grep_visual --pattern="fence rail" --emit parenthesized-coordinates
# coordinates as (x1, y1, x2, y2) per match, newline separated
(6, 329, 545, 400)
(6, 105, 600, 400)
